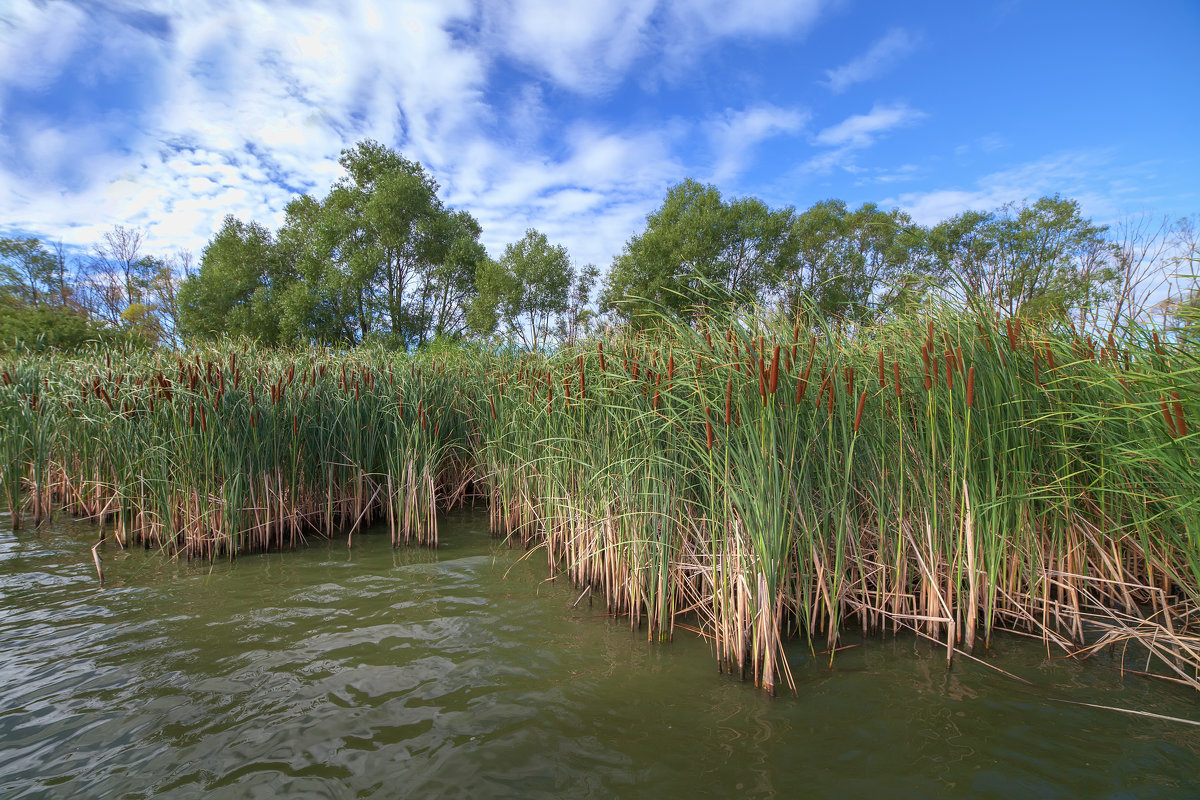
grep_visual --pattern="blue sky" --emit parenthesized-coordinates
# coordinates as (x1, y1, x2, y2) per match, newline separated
(1, 0, 1197, 271)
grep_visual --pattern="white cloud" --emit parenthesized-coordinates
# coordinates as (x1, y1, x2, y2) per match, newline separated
(886, 150, 1126, 225)
(822, 28, 918, 94)
(798, 103, 925, 175)
(709, 105, 809, 183)
(814, 103, 924, 148)
(1, 0, 831, 275)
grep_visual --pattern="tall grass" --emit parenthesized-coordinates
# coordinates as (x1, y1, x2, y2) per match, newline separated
(1, 305, 1197, 692)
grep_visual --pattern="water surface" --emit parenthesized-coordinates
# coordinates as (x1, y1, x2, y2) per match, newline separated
(2, 512, 1198, 798)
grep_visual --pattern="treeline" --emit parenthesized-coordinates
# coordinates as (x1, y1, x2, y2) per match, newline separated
(3, 138, 1198, 352)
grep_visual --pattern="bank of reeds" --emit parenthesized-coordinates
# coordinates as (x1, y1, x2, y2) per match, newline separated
(0, 344, 473, 557)
(1, 307, 1197, 692)
(473, 307, 1199, 692)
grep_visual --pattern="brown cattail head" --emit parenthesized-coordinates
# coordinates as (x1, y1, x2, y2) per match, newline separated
(878, 351, 885, 387)
(1161, 398, 1176, 438)
(758, 354, 767, 405)
(489, 395, 496, 420)
(769, 345, 780, 394)
(1172, 391, 1187, 436)
(945, 351, 954, 388)
(705, 407, 715, 451)
(853, 391, 866, 432)
(667, 353, 675, 382)
(1153, 330, 1164, 356)
(795, 368, 808, 403)
(653, 389, 660, 409)
(967, 366, 975, 408)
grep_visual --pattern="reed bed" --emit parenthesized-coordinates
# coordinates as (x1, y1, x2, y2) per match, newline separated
(0, 343, 474, 557)
(473, 307, 1199, 693)
(2, 306, 1198, 693)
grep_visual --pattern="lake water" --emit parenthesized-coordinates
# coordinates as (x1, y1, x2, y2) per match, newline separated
(2, 511, 1199, 798)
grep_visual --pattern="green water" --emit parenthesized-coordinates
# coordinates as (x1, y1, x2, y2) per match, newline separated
(2, 512, 1199, 799)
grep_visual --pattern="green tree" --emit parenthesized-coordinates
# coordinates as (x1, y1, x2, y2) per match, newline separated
(787, 200, 927, 323)
(929, 195, 1115, 323)
(472, 229, 577, 351)
(178, 216, 284, 343)
(0, 236, 60, 307)
(602, 180, 797, 323)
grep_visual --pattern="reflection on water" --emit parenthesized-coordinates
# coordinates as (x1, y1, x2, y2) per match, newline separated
(2, 511, 1199, 799)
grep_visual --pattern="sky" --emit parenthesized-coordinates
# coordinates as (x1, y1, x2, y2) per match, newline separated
(1, 0, 1198, 272)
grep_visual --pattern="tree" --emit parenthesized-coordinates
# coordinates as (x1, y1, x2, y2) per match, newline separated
(0, 236, 59, 307)
(602, 180, 798, 323)
(472, 229, 577, 351)
(785, 200, 926, 323)
(177, 216, 283, 343)
(930, 195, 1115, 324)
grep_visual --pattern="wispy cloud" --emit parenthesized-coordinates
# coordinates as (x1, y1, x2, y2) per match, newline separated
(709, 104, 809, 183)
(822, 28, 918, 94)
(885, 149, 1137, 225)
(799, 103, 925, 175)
(814, 103, 924, 148)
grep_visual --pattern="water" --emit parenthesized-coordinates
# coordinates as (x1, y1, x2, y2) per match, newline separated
(2, 512, 1199, 799)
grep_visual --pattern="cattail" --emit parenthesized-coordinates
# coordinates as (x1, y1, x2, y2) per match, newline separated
(927, 319, 934, 344)
(705, 407, 715, 451)
(1006, 319, 1017, 352)
(488, 395, 496, 420)
(189, 405, 195, 427)
(966, 366, 975, 408)
(853, 391, 866, 432)
(578, 355, 585, 398)
(200, 405, 207, 433)
(758, 355, 767, 404)
(769, 345, 780, 394)
(921, 347, 932, 390)
(878, 351, 885, 387)
(827, 378, 834, 416)
(667, 353, 675, 382)
(1161, 398, 1176, 438)
(945, 351, 954, 388)
(795, 369, 808, 403)
(1172, 391, 1187, 436)
(653, 389, 660, 409)
(0, 370, 9, 385)
(1045, 346, 1056, 371)
(705, 331, 713, 349)
(1153, 330, 1164, 356)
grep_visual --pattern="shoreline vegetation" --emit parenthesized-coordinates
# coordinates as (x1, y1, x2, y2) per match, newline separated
(2, 304, 1197, 695)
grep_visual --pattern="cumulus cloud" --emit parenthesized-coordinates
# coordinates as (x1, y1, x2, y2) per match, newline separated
(822, 28, 919, 94)
(0, 0, 844, 274)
